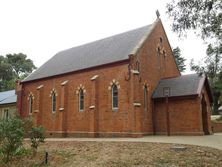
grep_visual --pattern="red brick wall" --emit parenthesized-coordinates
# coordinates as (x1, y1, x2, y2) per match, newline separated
(20, 20, 196, 137)
(131, 20, 180, 134)
(154, 97, 203, 135)
(201, 85, 212, 134)
(212, 122, 222, 133)
(21, 63, 133, 137)
(154, 83, 213, 136)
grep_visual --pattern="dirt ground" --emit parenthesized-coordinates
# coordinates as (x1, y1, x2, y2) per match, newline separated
(2, 141, 222, 167)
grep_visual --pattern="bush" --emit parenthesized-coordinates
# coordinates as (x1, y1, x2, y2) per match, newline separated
(22, 116, 33, 136)
(0, 116, 46, 163)
(0, 117, 24, 163)
(29, 126, 45, 155)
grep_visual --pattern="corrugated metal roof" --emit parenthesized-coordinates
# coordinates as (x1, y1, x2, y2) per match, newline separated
(0, 94, 17, 105)
(23, 21, 157, 82)
(0, 90, 16, 105)
(152, 74, 205, 99)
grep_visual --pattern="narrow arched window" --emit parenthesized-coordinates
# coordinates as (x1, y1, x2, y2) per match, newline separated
(144, 85, 148, 111)
(29, 96, 33, 114)
(52, 92, 56, 113)
(157, 47, 161, 70)
(4, 109, 9, 119)
(112, 84, 118, 109)
(79, 89, 84, 111)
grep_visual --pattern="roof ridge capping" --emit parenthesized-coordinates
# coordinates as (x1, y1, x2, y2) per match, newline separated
(130, 18, 160, 55)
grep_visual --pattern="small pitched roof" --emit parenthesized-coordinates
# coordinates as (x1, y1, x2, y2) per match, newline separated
(23, 20, 159, 82)
(152, 74, 213, 103)
(0, 90, 17, 105)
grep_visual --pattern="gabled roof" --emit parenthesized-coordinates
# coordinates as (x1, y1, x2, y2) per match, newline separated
(152, 74, 213, 103)
(0, 90, 17, 105)
(23, 20, 159, 82)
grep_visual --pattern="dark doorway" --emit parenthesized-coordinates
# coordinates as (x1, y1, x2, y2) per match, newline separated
(201, 96, 210, 135)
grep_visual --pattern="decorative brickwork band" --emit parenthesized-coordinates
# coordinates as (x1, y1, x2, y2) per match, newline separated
(75, 84, 86, 94)
(108, 79, 120, 90)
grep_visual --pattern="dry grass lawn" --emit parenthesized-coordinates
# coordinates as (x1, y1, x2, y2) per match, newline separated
(1, 141, 222, 167)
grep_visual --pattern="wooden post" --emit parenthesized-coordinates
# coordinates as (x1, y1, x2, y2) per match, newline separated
(45, 151, 48, 164)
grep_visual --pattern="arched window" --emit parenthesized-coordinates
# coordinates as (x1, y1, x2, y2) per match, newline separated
(29, 95, 33, 114)
(157, 46, 162, 70)
(144, 85, 148, 111)
(163, 50, 165, 56)
(160, 37, 163, 43)
(112, 84, 118, 109)
(157, 47, 161, 55)
(52, 91, 56, 113)
(4, 109, 9, 119)
(79, 89, 84, 111)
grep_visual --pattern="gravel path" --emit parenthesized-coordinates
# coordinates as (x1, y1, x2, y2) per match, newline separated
(44, 133, 222, 150)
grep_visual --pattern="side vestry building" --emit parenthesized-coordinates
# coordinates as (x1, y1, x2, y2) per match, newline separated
(16, 19, 213, 137)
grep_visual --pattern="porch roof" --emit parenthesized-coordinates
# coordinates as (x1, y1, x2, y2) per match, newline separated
(152, 74, 213, 103)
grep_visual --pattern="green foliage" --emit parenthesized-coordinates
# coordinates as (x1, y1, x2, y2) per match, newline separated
(0, 53, 36, 91)
(6, 53, 36, 78)
(166, 0, 222, 41)
(13, 146, 30, 157)
(167, 0, 222, 114)
(172, 47, 186, 72)
(0, 117, 24, 163)
(29, 126, 45, 151)
(190, 55, 222, 114)
(22, 116, 34, 136)
(189, 41, 222, 114)
(0, 116, 46, 164)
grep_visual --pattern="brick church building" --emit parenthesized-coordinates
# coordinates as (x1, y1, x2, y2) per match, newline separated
(16, 18, 213, 137)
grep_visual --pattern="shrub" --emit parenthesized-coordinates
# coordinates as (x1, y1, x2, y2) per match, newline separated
(29, 126, 45, 155)
(13, 146, 30, 156)
(0, 117, 24, 163)
(22, 116, 33, 136)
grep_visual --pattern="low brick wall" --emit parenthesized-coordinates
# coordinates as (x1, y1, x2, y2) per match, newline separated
(212, 122, 222, 133)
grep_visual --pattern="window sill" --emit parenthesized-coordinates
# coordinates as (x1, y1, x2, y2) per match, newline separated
(112, 108, 118, 112)
(59, 108, 64, 111)
(89, 105, 95, 109)
(133, 103, 141, 107)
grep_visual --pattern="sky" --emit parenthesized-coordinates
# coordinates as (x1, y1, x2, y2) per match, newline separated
(0, 0, 207, 74)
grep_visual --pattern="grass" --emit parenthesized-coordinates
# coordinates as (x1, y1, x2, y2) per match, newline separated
(0, 141, 222, 166)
